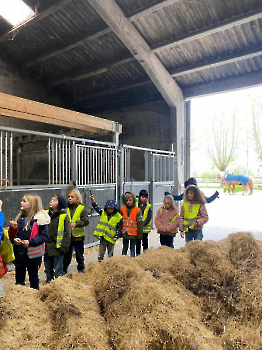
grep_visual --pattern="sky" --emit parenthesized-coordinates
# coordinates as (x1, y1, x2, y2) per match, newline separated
(190, 85, 262, 176)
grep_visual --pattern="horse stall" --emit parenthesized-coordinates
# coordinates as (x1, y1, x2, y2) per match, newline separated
(120, 145, 176, 224)
(0, 93, 177, 247)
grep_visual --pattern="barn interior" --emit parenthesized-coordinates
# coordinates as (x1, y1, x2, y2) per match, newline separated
(0, 0, 261, 228)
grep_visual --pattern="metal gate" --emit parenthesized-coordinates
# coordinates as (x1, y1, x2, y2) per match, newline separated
(119, 145, 176, 224)
(0, 126, 176, 246)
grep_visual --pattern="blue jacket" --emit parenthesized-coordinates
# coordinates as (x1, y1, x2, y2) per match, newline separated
(0, 211, 4, 249)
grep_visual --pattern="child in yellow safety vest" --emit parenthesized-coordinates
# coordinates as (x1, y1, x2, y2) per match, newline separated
(155, 195, 181, 248)
(63, 189, 89, 274)
(136, 190, 152, 255)
(179, 185, 208, 244)
(90, 195, 122, 262)
(44, 194, 71, 283)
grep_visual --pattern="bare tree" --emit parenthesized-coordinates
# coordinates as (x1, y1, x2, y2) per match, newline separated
(251, 97, 262, 162)
(206, 111, 238, 171)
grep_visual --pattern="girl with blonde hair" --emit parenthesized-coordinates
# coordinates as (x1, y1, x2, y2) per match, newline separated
(9, 193, 50, 289)
(63, 189, 89, 273)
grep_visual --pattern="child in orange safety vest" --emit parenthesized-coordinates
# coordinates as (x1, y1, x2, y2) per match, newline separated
(121, 191, 143, 257)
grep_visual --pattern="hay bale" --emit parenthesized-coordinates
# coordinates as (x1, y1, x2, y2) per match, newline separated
(0, 285, 52, 349)
(226, 232, 261, 271)
(222, 322, 262, 349)
(38, 275, 111, 349)
(1, 233, 262, 349)
(86, 255, 223, 349)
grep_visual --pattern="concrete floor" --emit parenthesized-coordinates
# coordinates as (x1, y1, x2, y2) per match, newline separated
(2, 187, 262, 290)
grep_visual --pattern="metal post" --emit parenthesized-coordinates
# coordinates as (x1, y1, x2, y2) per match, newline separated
(71, 141, 77, 186)
(9, 132, 13, 186)
(16, 146, 21, 186)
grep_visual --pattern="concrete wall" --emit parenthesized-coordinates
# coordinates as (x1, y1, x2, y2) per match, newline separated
(97, 100, 172, 151)
(0, 54, 63, 132)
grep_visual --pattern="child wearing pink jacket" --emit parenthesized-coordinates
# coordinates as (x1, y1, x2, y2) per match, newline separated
(155, 195, 180, 248)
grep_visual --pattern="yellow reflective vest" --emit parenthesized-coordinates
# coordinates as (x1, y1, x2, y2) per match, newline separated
(1, 229, 15, 263)
(182, 202, 201, 232)
(94, 211, 122, 244)
(57, 213, 66, 248)
(67, 205, 85, 238)
(159, 207, 178, 235)
(136, 202, 152, 233)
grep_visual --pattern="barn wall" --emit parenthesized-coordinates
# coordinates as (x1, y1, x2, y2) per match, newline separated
(96, 100, 172, 151)
(0, 54, 63, 131)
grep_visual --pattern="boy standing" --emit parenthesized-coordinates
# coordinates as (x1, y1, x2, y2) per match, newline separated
(45, 194, 71, 282)
(121, 191, 143, 257)
(90, 195, 122, 262)
(136, 190, 152, 255)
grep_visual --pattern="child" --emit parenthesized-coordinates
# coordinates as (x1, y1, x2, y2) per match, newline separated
(179, 185, 209, 243)
(121, 191, 143, 257)
(136, 189, 152, 255)
(155, 195, 180, 248)
(165, 177, 219, 203)
(90, 195, 122, 262)
(44, 194, 71, 282)
(9, 194, 50, 289)
(0, 200, 6, 296)
(63, 189, 89, 274)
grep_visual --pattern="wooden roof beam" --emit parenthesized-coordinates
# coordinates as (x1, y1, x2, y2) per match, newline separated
(153, 9, 262, 53)
(0, 92, 120, 134)
(184, 70, 262, 99)
(22, 0, 180, 69)
(87, 0, 183, 107)
(48, 8, 262, 87)
(128, 0, 180, 21)
(72, 46, 262, 102)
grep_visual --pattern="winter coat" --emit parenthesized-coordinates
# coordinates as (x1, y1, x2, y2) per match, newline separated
(45, 209, 71, 256)
(179, 201, 208, 231)
(67, 202, 89, 242)
(11, 210, 49, 266)
(120, 191, 143, 240)
(155, 205, 180, 237)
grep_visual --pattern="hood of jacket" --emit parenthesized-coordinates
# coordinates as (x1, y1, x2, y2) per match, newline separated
(34, 210, 50, 225)
(57, 194, 68, 211)
(124, 191, 136, 209)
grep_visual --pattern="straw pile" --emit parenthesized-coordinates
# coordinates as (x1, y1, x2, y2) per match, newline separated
(0, 232, 261, 349)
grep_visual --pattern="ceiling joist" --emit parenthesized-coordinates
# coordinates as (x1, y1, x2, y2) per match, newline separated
(47, 8, 262, 88)
(86, 0, 183, 108)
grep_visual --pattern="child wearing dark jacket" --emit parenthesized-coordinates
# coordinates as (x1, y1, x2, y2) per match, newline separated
(121, 191, 143, 257)
(91, 195, 122, 262)
(63, 189, 89, 274)
(136, 189, 152, 255)
(44, 194, 71, 283)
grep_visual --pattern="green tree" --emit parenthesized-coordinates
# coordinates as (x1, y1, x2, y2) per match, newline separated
(206, 111, 238, 171)
(251, 97, 262, 163)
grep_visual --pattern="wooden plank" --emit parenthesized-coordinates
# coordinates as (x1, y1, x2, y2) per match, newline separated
(0, 92, 116, 133)
(0, 108, 99, 133)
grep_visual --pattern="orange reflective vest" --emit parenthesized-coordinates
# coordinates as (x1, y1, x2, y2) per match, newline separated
(121, 206, 140, 236)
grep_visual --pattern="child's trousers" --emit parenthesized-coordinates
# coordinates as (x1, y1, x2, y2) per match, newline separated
(122, 239, 136, 257)
(98, 236, 114, 261)
(44, 255, 64, 282)
(15, 265, 39, 289)
(63, 240, 85, 273)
